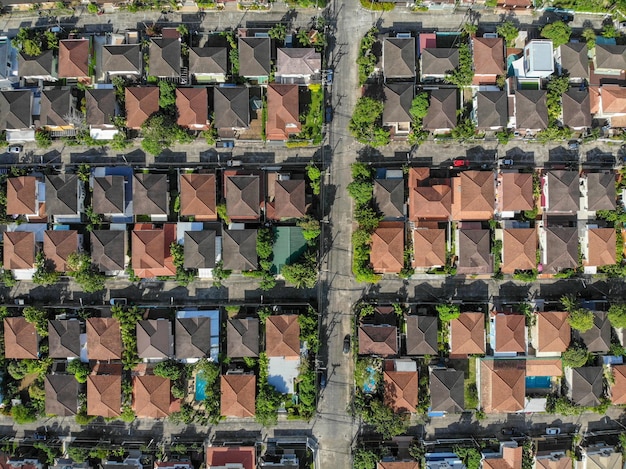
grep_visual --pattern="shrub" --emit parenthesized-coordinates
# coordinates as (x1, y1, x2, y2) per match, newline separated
(437, 304, 461, 322)
(67, 360, 90, 383)
(562, 342, 589, 368)
(608, 303, 626, 329)
(567, 308, 594, 332)
(35, 130, 52, 149)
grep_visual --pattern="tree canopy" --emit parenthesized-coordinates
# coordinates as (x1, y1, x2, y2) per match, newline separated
(437, 304, 461, 322)
(567, 308, 594, 332)
(497, 21, 519, 47)
(445, 43, 474, 87)
(348, 97, 389, 147)
(541, 21, 572, 48)
(608, 303, 626, 329)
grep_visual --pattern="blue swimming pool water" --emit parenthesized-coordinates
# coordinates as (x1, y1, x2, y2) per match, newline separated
(526, 376, 551, 389)
(195, 372, 208, 401)
(363, 366, 377, 393)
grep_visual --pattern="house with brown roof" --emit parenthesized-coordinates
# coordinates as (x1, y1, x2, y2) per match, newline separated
(133, 173, 169, 218)
(430, 368, 464, 413)
(19, 50, 57, 82)
(376, 461, 419, 469)
(498, 172, 533, 215)
(576, 311, 611, 353)
(383, 83, 413, 138)
(175, 317, 212, 359)
(266, 84, 301, 141)
(482, 444, 523, 469)
(358, 324, 398, 356)
(100, 44, 141, 80)
(176, 88, 209, 130)
(3, 231, 35, 272)
(221, 374, 256, 418)
(276, 48, 322, 85)
(457, 228, 492, 275)
(224, 173, 261, 221)
(125, 87, 159, 129)
(266, 315, 300, 358)
(556, 42, 589, 81)
(48, 319, 81, 359)
(475, 91, 508, 130)
(180, 173, 217, 220)
(87, 372, 121, 417)
(132, 224, 177, 278)
(408, 168, 451, 221)
(502, 228, 536, 274)
(87, 317, 122, 360)
(472, 37, 505, 86)
(586, 172, 616, 213)
(412, 229, 446, 269)
(266, 175, 306, 220)
(184, 230, 218, 270)
(515, 90, 548, 131)
(149, 37, 181, 79)
(493, 313, 526, 355)
(137, 319, 173, 360)
(374, 177, 404, 219)
(45, 374, 78, 416)
(213, 86, 250, 137)
(532, 312, 570, 356)
(43, 230, 78, 272)
(543, 226, 578, 274)
(39, 87, 77, 131)
(595, 85, 626, 122)
(584, 227, 616, 268)
(450, 312, 485, 356)
(206, 447, 255, 469)
(576, 445, 622, 469)
(45, 174, 83, 223)
(189, 47, 227, 84)
(610, 364, 626, 404)
(480, 359, 526, 413)
(567, 366, 603, 406)
(405, 316, 437, 355)
(421, 48, 458, 82)
(451, 171, 494, 221)
(370, 222, 404, 274)
(4, 317, 38, 359)
(536, 453, 571, 469)
(383, 360, 418, 414)
(90, 229, 127, 274)
(423, 88, 457, 132)
(58, 39, 89, 79)
(222, 229, 257, 272)
(133, 375, 172, 418)
(227, 318, 259, 358)
(593, 44, 626, 75)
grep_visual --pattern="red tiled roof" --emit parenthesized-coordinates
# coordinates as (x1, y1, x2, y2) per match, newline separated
(383, 370, 418, 413)
(3, 231, 35, 270)
(412, 229, 446, 268)
(526, 359, 562, 377)
(612, 365, 626, 404)
(131, 224, 177, 278)
(451, 313, 485, 356)
(265, 315, 300, 358)
(482, 445, 523, 469)
(125, 87, 159, 129)
(358, 325, 398, 356)
(6, 176, 37, 215)
(370, 222, 404, 274)
(480, 359, 525, 413)
(43, 230, 78, 272)
(133, 375, 171, 418)
(87, 373, 122, 417)
(87, 317, 123, 360)
(220, 374, 256, 417)
(59, 39, 89, 78)
(500, 172, 533, 212)
(536, 312, 570, 353)
(494, 314, 526, 353)
(4, 317, 37, 359)
(176, 88, 209, 130)
(207, 447, 255, 469)
(587, 228, 616, 266)
(266, 84, 301, 141)
(601, 85, 626, 114)
(472, 37, 505, 84)
(180, 173, 217, 219)
(502, 228, 536, 274)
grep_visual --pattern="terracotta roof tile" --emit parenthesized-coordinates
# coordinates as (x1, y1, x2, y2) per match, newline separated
(133, 375, 171, 418)
(536, 456, 571, 469)
(6, 176, 37, 215)
(482, 446, 523, 469)
(267, 84, 301, 141)
(587, 228, 616, 266)
(450, 313, 485, 356)
(176, 88, 208, 130)
(601, 85, 626, 114)
(536, 312, 570, 353)
(266, 315, 300, 358)
(131, 224, 176, 278)
(502, 228, 536, 274)
(472, 37, 505, 83)
(480, 359, 526, 413)
(495, 314, 526, 353)
(180, 173, 217, 219)
(125, 87, 159, 129)
(456, 171, 494, 219)
(501, 172, 533, 212)
(43, 230, 78, 272)
(87, 373, 122, 417)
(377, 463, 419, 469)
(4, 317, 38, 359)
(611, 365, 626, 404)
(220, 374, 256, 417)
(383, 370, 418, 413)
(58, 39, 89, 78)
(86, 317, 122, 360)
(370, 221, 404, 274)
(206, 447, 255, 469)
(3, 231, 35, 270)
(412, 229, 446, 268)
(358, 325, 398, 356)
(526, 359, 562, 377)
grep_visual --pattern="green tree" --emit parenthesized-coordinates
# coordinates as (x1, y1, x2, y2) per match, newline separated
(268, 23, 287, 42)
(111, 305, 142, 370)
(353, 448, 379, 469)
(23, 306, 48, 337)
(567, 308, 594, 332)
(437, 304, 461, 322)
(347, 180, 374, 206)
(358, 398, 408, 438)
(32, 252, 59, 286)
(281, 252, 317, 288)
(35, 130, 52, 149)
(454, 447, 482, 469)
(306, 163, 322, 195)
(67, 447, 89, 463)
(357, 28, 379, 85)
(256, 228, 274, 261)
(451, 118, 476, 141)
(67, 360, 90, 383)
(297, 217, 321, 242)
(562, 342, 589, 368)
(602, 23, 620, 38)
(66, 252, 106, 293)
(546, 75, 570, 123)
(608, 303, 626, 329)
(582, 28, 596, 48)
(349, 97, 389, 147)
(497, 21, 519, 47)
(158, 80, 177, 111)
(11, 404, 37, 424)
(444, 44, 474, 87)
(541, 21, 572, 48)
(141, 114, 192, 155)
(410, 92, 430, 122)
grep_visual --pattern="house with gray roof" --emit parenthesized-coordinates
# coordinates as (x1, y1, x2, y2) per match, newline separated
(423, 88, 457, 132)
(383, 37, 416, 80)
(594, 44, 626, 75)
(137, 319, 173, 359)
(276, 47, 321, 85)
(45, 174, 83, 222)
(515, 90, 548, 131)
(189, 47, 227, 83)
(184, 230, 217, 269)
(562, 89, 591, 130)
(476, 91, 507, 130)
(86, 89, 118, 127)
(101, 44, 141, 79)
(405, 315, 437, 355)
(544, 170, 579, 214)
(45, 374, 78, 416)
(458, 229, 492, 275)
(175, 317, 212, 359)
(48, 319, 81, 359)
(568, 366, 603, 407)
(223, 229, 257, 272)
(92, 176, 125, 216)
(132, 173, 169, 218)
(420, 48, 458, 81)
(383, 82, 413, 138)
(430, 368, 464, 413)
(213, 86, 250, 136)
(227, 318, 259, 358)
(39, 87, 77, 130)
(586, 172, 616, 212)
(576, 311, 611, 353)
(0, 90, 33, 132)
(149, 38, 181, 79)
(374, 178, 404, 219)
(225, 174, 261, 221)
(90, 230, 127, 274)
(544, 226, 578, 274)
(555, 42, 589, 81)
(19, 50, 56, 81)
(238, 36, 271, 80)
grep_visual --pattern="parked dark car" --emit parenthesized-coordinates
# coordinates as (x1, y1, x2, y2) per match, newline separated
(343, 334, 351, 354)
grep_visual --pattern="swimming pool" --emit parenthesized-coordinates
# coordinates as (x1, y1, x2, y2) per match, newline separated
(363, 366, 377, 394)
(195, 372, 208, 401)
(526, 376, 551, 389)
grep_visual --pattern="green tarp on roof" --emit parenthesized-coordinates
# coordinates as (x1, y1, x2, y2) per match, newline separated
(271, 226, 307, 275)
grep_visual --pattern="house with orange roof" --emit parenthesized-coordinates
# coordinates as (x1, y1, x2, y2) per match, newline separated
(4, 317, 38, 359)
(472, 37, 505, 86)
(58, 38, 90, 80)
(370, 222, 404, 274)
(132, 375, 173, 418)
(502, 228, 536, 274)
(220, 374, 256, 418)
(266, 315, 300, 394)
(43, 230, 78, 272)
(610, 365, 626, 404)
(376, 462, 419, 469)
(583, 227, 616, 269)
(125, 87, 159, 129)
(532, 312, 570, 356)
(87, 317, 122, 360)
(206, 446, 255, 469)
(493, 313, 526, 355)
(131, 224, 177, 278)
(266, 84, 301, 141)
(596, 85, 626, 124)
(482, 443, 522, 469)
(526, 359, 562, 379)
(87, 371, 122, 417)
(535, 452, 571, 469)
(408, 167, 451, 221)
(176, 88, 209, 130)
(412, 229, 446, 269)
(450, 312, 485, 357)
(383, 359, 418, 414)
(3, 231, 36, 272)
(224, 172, 261, 221)
(266, 173, 306, 220)
(6, 176, 45, 220)
(451, 171, 494, 221)
(498, 172, 534, 216)
(179, 173, 217, 220)
(479, 358, 526, 413)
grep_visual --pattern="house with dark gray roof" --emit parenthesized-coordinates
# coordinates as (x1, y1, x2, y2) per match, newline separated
(213, 86, 250, 136)
(137, 319, 173, 359)
(225, 173, 261, 221)
(132, 173, 169, 217)
(39, 87, 77, 130)
(45, 174, 82, 222)
(0, 90, 33, 131)
(238, 37, 271, 79)
(420, 48, 458, 81)
(383, 83, 413, 138)
(562, 89, 591, 130)
(374, 179, 404, 219)
(556, 42, 589, 80)
(586, 172, 616, 212)
(476, 91, 507, 130)
(544, 170, 579, 214)
(227, 318, 259, 358)
(45, 374, 78, 416)
(149, 38, 181, 78)
(568, 366, 603, 407)
(576, 311, 611, 353)
(594, 44, 626, 75)
(515, 90, 548, 131)
(18, 50, 56, 81)
(92, 176, 125, 216)
(457, 229, 492, 275)
(86, 89, 117, 127)
(405, 316, 437, 355)
(189, 47, 227, 83)
(175, 317, 212, 359)
(48, 319, 81, 358)
(430, 368, 464, 413)
(101, 44, 141, 79)
(184, 230, 217, 269)
(423, 88, 457, 132)
(383, 37, 416, 80)
(90, 230, 127, 274)
(544, 226, 578, 274)
(222, 229, 257, 271)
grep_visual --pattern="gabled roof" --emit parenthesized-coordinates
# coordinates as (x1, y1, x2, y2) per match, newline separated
(18, 50, 55, 78)
(515, 90, 548, 130)
(358, 325, 398, 356)
(6, 176, 37, 215)
(526, 358, 562, 377)
(48, 319, 81, 358)
(266, 84, 301, 140)
(222, 229, 257, 271)
(547, 170, 579, 212)
(184, 230, 216, 269)
(265, 315, 300, 358)
(482, 446, 523, 469)
(149, 38, 181, 77)
(545, 226, 578, 274)
(423, 88, 457, 130)
(58, 39, 89, 78)
(238, 37, 271, 77)
(175, 317, 211, 358)
(421, 48, 459, 76)
(458, 229, 492, 274)
(133, 375, 171, 418)
(45, 374, 78, 416)
(225, 174, 260, 220)
(4, 317, 38, 359)
(86, 89, 116, 126)
(587, 172, 616, 211)
(189, 47, 227, 75)
(587, 228, 616, 267)
(45, 174, 78, 215)
(40, 88, 72, 127)
(220, 374, 256, 417)
(476, 91, 507, 129)
(227, 318, 259, 358)
(87, 373, 121, 417)
(458, 171, 495, 217)
(0, 90, 32, 130)
(92, 176, 125, 214)
(412, 229, 446, 268)
(137, 320, 172, 359)
(370, 221, 404, 274)
(3, 231, 35, 270)
(101, 44, 141, 75)
(213, 86, 249, 129)
(125, 87, 159, 129)
(494, 314, 526, 353)
(133, 173, 168, 215)
(374, 179, 404, 219)
(536, 312, 570, 353)
(578, 311, 611, 352)
(180, 173, 216, 218)
(405, 316, 437, 355)
(43, 230, 78, 272)
(562, 89, 591, 129)
(570, 366, 603, 406)
(450, 312, 485, 355)
(176, 87, 208, 129)
(87, 317, 123, 360)
(383, 37, 416, 79)
(131, 224, 176, 278)
(90, 230, 127, 272)
(384, 370, 418, 413)
(595, 44, 626, 71)
(502, 228, 536, 274)
(472, 37, 505, 77)
(206, 447, 255, 469)
(430, 368, 464, 413)
(501, 172, 533, 212)
(383, 82, 413, 124)
(276, 47, 321, 77)
(559, 42, 589, 78)
(480, 359, 526, 413)
(611, 365, 626, 404)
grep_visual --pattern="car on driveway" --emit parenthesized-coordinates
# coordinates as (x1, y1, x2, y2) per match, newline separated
(501, 158, 514, 167)
(320, 369, 327, 389)
(452, 158, 470, 169)
(546, 427, 561, 435)
(568, 140, 580, 151)
(8, 145, 21, 154)
(343, 334, 351, 354)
